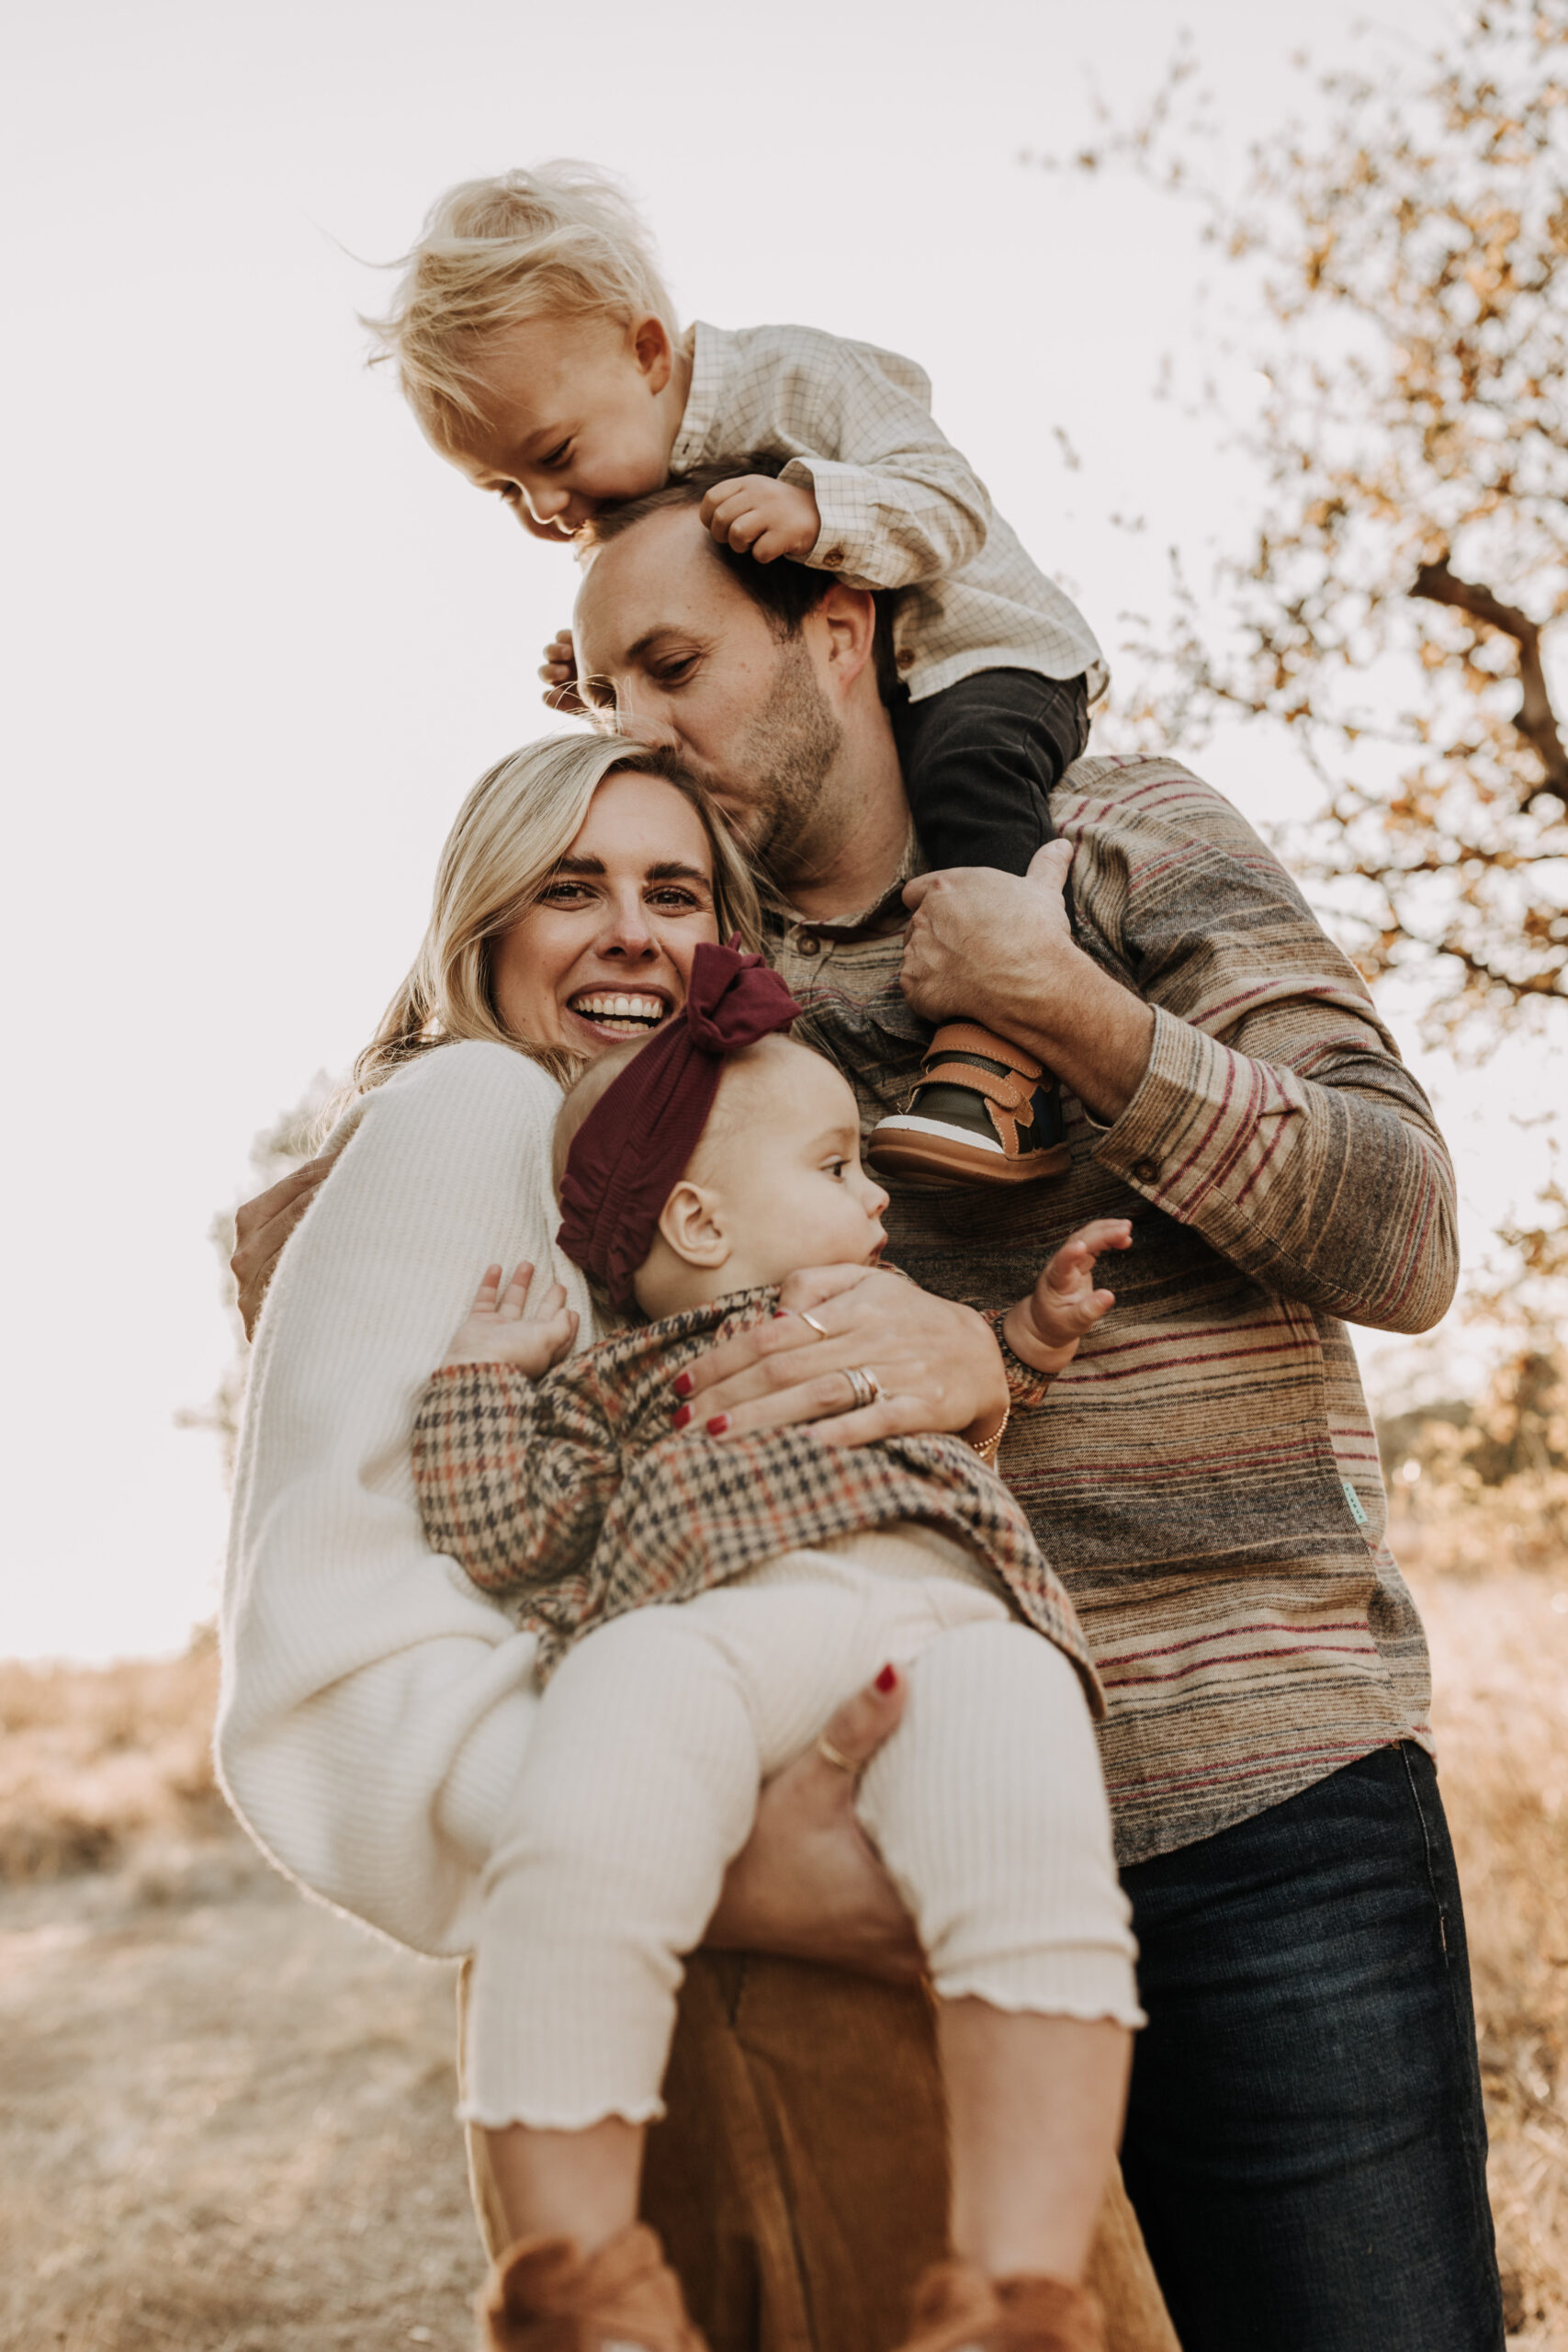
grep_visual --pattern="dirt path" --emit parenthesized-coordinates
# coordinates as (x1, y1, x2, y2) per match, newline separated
(3, 1559, 1566, 2347)
(0, 1844, 479, 2351)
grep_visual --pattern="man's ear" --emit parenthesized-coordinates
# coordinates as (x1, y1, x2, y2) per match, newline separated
(658, 1180, 730, 1270)
(817, 582, 879, 698)
(631, 314, 674, 396)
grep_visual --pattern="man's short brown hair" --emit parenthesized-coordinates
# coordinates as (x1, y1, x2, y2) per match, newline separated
(581, 458, 901, 703)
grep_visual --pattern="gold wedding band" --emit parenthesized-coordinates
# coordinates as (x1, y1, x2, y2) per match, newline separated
(840, 1365, 882, 1411)
(798, 1309, 830, 1337)
(816, 1736, 858, 1775)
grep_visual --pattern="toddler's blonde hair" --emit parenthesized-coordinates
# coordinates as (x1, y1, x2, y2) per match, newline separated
(363, 162, 680, 447)
(355, 734, 760, 1095)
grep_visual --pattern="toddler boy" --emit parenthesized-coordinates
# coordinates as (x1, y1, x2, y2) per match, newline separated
(367, 164, 1107, 1190)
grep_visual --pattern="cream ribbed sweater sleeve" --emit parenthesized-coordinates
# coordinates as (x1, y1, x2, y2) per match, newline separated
(216, 1040, 594, 1957)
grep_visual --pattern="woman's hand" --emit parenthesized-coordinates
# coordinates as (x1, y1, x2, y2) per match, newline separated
(231, 1158, 334, 1340)
(675, 1264, 1008, 1450)
(705, 1668, 922, 1980)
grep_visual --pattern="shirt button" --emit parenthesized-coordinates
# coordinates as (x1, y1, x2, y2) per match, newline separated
(1132, 1157, 1159, 1185)
(797, 934, 821, 956)
(822, 547, 845, 568)
(897, 648, 916, 670)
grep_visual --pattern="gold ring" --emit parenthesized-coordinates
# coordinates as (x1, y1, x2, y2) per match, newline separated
(816, 1736, 858, 1774)
(840, 1365, 882, 1411)
(798, 1309, 830, 1337)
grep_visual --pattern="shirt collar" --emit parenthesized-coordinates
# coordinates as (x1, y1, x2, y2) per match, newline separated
(669, 322, 727, 477)
(769, 826, 924, 940)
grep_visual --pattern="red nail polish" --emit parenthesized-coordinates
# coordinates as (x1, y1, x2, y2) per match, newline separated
(875, 1663, 897, 1693)
(671, 1404, 691, 1430)
(673, 1371, 694, 1397)
(773, 1306, 788, 1318)
(705, 1414, 728, 1436)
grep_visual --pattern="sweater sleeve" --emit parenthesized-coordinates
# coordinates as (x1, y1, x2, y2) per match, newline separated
(216, 1041, 594, 1957)
(733, 326, 992, 588)
(412, 1362, 618, 1600)
(1073, 771, 1459, 1335)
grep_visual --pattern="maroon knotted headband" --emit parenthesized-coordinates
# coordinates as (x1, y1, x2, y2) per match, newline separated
(557, 939, 803, 1309)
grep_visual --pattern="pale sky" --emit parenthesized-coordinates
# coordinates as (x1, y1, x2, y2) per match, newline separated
(5, 0, 1551, 1663)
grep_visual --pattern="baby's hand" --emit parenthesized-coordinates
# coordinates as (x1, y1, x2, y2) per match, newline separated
(1002, 1219, 1133, 1381)
(699, 474, 822, 564)
(439, 1262, 579, 1378)
(539, 627, 588, 716)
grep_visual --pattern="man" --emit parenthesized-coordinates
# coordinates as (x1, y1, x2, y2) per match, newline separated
(559, 473, 1502, 2351)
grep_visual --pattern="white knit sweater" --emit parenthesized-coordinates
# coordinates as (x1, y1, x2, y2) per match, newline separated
(217, 1041, 595, 1956)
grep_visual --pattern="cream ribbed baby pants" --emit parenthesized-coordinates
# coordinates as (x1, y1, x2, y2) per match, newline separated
(461, 1528, 1140, 2130)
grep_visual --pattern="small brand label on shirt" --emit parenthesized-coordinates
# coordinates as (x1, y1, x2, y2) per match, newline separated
(1342, 1479, 1370, 1527)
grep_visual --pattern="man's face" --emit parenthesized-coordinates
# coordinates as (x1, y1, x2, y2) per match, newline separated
(572, 508, 844, 880)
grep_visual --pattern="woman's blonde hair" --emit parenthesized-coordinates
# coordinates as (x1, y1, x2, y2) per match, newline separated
(363, 162, 679, 447)
(355, 734, 761, 1095)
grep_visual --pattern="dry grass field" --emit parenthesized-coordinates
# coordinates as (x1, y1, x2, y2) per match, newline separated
(2, 1532, 1565, 2350)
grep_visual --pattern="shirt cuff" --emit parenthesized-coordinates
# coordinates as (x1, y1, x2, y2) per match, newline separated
(980, 1306, 1055, 1408)
(1089, 1001, 1249, 1207)
(780, 456, 883, 583)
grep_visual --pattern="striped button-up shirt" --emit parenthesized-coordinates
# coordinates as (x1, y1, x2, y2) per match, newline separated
(773, 754, 1455, 1867)
(412, 1286, 1100, 1706)
(668, 320, 1106, 704)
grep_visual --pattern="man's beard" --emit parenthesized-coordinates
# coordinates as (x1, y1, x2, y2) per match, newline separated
(716, 632, 847, 888)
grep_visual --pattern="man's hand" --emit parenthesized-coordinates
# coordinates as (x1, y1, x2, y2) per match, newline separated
(539, 625, 588, 716)
(1003, 1218, 1132, 1379)
(901, 841, 1156, 1127)
(673, 1263, 1008, 1449)
(698, 474, 822, 564)
(900, 841, 1077, 1028)
(439, 1261, 578, 1376)
(706, 1667, 921, 1978)
(231, 1157, 334, 1340)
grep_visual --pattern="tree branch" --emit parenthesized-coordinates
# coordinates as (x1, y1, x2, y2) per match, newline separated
(1410, 557, 1568, 799)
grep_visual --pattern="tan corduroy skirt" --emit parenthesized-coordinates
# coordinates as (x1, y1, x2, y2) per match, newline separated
(462, 1952, 1179, 2352)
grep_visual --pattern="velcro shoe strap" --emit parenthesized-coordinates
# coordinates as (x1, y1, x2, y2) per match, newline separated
(919, 1058, 1037, 1116)
(925, 1023, 1043, 1083)
(917, 1059, 1032, 1156)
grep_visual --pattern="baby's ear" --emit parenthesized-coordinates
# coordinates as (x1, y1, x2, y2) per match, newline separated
(657, 1180, 729, 1270)
(632, 313, 674, 392)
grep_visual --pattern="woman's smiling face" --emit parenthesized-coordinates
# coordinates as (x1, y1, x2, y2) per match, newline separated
(491, 768, 722, 1055)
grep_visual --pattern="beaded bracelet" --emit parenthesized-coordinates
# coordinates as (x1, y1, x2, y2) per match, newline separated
(964, 1401, 1010, 1466)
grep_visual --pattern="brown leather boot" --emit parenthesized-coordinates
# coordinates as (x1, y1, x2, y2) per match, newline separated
(478, 2220, 710, 2350)
(895, 2258, 1108, 2352)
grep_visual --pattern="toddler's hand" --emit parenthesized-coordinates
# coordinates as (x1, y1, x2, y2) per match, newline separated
(439, 1262, 578, 1378)
(699, 474, 822, 564)
(1002, 1219, 1133, 1380)
(539, 627, 588, 716)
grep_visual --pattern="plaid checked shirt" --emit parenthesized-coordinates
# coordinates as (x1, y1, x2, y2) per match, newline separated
(668, 321, 1106, 705)
(412, 1283, 1100, 1711)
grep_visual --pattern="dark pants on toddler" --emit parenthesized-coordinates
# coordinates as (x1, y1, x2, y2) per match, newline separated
(890, 665, 1089, 876)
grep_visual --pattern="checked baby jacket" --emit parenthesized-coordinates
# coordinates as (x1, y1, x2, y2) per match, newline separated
(412, 1283, 1100, 1712)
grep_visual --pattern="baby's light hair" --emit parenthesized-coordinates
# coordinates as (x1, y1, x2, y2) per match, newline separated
(363, 162, 680, 447)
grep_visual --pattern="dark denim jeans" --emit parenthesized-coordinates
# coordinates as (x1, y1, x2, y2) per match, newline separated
(1121, 1744, 1504, 2349)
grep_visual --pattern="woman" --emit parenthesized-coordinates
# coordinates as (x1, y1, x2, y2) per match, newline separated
(220, 733, 1176, 2352)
